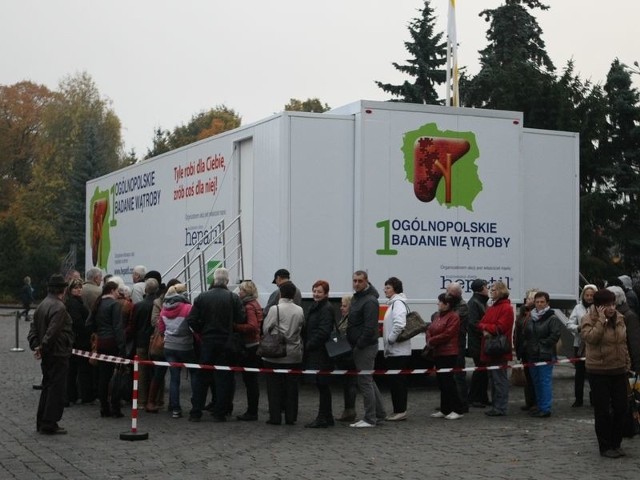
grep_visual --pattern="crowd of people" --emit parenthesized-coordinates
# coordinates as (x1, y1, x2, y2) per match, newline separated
(26, 267, 640, 458)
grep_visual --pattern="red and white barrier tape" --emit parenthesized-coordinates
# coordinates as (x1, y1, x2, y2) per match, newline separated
(72, 349, 585, 376)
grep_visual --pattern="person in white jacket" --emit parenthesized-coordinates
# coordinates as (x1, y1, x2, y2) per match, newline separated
(382, 277, 412, 421)
(565, 284, 597, 407)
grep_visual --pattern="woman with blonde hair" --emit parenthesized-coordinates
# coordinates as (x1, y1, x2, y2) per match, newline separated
(235, 280, 263, 421)
(335, 294, 358, 422)
(478, 281, 514, 417)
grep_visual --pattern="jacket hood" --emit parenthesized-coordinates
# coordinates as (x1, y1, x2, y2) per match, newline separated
(163, 293, 190, 309)
(619, 275, 632, 290)
(580, 284, 598, 302)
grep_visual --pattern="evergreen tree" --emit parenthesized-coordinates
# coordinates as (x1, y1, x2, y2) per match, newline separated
(462, 0, 559, 129)
(375, 0, 446, 104)
(602, 60, 640, 271)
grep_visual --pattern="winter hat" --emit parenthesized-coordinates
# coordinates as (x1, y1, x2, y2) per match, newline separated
(593, 289, 616, 307)
(470, 279, 488, 293)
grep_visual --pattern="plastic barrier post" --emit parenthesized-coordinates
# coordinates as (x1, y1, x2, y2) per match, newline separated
(10, 310, 25, 352)
(120, 355, 148, 441)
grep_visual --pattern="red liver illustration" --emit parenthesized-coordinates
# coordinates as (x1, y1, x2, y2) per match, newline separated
(413, 137, 470, 203)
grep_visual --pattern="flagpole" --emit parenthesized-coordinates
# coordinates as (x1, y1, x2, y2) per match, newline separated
(447, 0, 459, 107)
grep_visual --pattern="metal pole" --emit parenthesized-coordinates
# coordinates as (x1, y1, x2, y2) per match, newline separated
(10, 311, 25, 352)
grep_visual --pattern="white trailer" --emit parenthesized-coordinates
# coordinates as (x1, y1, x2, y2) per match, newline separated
(86, 100, 579, 318)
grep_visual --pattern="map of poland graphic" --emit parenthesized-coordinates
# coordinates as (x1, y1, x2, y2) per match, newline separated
(401, 123, 481, 211)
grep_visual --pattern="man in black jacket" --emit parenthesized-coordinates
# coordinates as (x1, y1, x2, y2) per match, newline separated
(28, 274, 74, 434)
(467, 279, 490, 408)
(347, 270, 386, 428)
(187, 267, 243, 422)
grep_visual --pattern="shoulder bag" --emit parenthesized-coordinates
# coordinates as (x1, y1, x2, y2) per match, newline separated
(149, 329, 164, 359)
(325, 317, 352, 359)
(257, 306, 287, 358)
(484, 328, 510, 356)
(396, 301, 427, 342)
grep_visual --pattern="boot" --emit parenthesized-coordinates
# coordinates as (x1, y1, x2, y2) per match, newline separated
(145, 380, 160, 413)
(337, 408, 356, 422)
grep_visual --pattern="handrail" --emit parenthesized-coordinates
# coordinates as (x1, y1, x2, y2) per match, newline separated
(162, 214, 243, 295)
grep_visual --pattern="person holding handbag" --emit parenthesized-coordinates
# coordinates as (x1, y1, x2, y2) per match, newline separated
(87, 281, 126, 418)
(382, 277, 411, 421)
(478, 281, 514, 417)
(335, 295, 358, 422)
(234, 280, 263, 421)
(304, 280, 336, 428)
(261, 281, 304, 425)
(428, 293, 464, 420)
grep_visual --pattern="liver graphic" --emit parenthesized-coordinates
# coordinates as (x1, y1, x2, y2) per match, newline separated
(413, 136, 470, 203)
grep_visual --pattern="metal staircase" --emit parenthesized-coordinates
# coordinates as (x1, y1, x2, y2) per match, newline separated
(162, 215, 243, 295)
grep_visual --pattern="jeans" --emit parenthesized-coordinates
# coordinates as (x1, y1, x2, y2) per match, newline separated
(353, 344, 386, 425)
(489, 364, 509, 414)
(530, 362, 554, 413)
(335, 354, 357, 411)
(164, 348, 197, 412)
(589, 373, 628, 452)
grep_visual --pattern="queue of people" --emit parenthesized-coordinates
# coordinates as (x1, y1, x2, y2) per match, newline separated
(26, 267, 640, 460)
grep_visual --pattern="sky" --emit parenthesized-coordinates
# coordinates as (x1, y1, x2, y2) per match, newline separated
(2, 0, 639, 157)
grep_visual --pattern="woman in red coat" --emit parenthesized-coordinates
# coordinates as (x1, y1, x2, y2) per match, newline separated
(428, 293, 465, 420)
(478, 281, 514, 417)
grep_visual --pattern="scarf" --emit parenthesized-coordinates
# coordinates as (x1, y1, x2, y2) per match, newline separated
(530, 306, 550, 322)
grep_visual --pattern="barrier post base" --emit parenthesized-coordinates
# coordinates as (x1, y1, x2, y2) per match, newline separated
(119, 431, 149, 441)
(10, 347, 25, 352)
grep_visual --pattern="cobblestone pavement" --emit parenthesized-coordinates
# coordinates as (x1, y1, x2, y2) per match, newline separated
(1, 309, 638, 479)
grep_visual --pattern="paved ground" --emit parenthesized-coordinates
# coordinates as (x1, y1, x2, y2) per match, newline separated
(1, 307, 639, 479)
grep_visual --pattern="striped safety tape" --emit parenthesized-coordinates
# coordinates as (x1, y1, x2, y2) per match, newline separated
(72, 348, 586, 376)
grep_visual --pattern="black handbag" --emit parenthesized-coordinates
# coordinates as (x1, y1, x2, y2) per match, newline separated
(257, 306, 287, 359)
(325, 327, 352, 359)
(484, 329, 510, 356)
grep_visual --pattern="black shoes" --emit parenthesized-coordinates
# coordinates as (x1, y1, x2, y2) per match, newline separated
(236, 413, 258, 421)
(600, 448, 625, 459)
(39, 425, 67, 435)
(571, 400, 583, 408)
(485, 410, 505, 417)
(529, 410, 551, 418)
(304, 417, 335, 428)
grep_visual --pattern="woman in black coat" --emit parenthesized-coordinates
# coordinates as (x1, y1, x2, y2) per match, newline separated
(304, 280, 336, 428)
(65, 279, 93, 405)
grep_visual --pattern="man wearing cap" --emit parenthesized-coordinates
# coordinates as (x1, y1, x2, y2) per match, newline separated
(467, 279, 490, 408)
(263, 269, 302, 316)
(27, 274, 74, 435)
